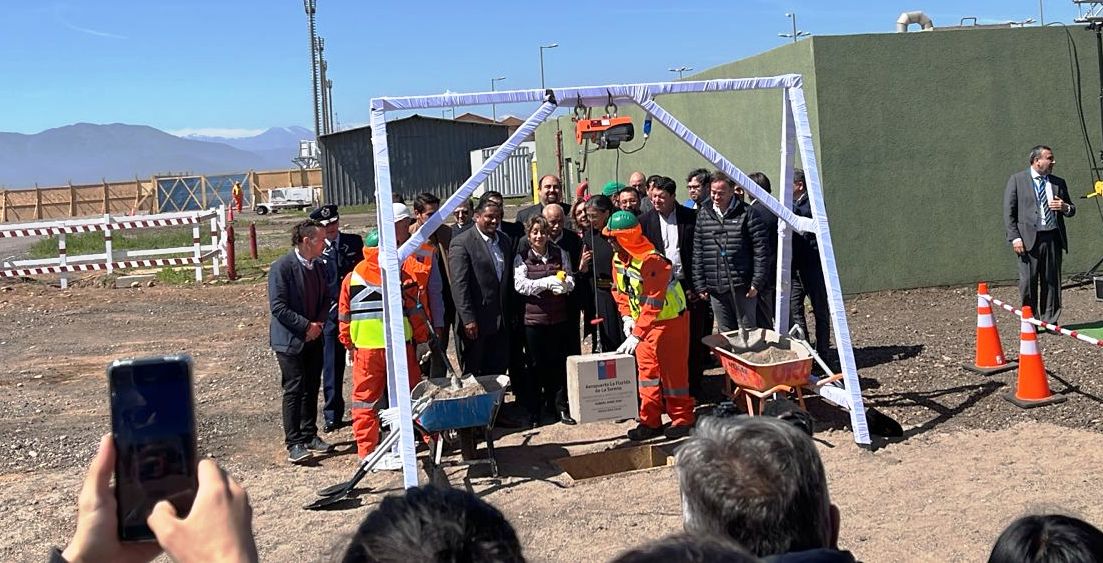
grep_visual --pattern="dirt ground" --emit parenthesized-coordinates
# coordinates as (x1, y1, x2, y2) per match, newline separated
(3, 209, 1103, 562)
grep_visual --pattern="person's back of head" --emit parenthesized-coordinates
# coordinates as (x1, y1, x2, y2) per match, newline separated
(989, 514, 1103, 563)
(609, 533, 759, 563)
(675, 415, 837, 558)
(341, 485, 525, 563)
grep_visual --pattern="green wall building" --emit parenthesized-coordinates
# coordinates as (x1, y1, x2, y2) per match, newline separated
(534, 26, 1103, 294)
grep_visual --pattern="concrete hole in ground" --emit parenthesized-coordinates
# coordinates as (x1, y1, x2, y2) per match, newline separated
(554, 444, 674, 481)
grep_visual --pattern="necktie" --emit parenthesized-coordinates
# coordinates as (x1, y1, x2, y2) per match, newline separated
(1036, 176, 1054, 226)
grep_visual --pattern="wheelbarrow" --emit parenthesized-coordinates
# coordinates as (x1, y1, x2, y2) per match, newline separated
(702, 328, 815, 415)
(413, 374, 510, 485)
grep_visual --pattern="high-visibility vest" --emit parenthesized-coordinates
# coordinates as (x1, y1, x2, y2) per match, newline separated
(346, 271, 413, 349)
(613, 251, 687, 321)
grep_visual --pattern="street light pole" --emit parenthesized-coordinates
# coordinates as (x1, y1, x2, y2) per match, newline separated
(668, 66, 693, 79)
(779, 12, 810, 43)
(490, 76, 506, 121)
(539, 43, 558, 90)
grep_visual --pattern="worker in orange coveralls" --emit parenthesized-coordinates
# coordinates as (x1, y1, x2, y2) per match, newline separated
(338, 202, 431, 461)
(604, 210, 694, 441)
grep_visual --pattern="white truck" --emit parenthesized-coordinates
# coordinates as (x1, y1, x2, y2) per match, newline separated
(254, 187, 316, 215)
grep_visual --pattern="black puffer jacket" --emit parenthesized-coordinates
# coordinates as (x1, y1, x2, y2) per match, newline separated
(692, 198, 769, 294)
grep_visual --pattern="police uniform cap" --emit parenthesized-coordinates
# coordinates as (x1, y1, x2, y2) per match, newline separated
(310, 204, 340, 225)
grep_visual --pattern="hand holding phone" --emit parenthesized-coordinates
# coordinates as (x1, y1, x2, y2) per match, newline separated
(147, 460, 258, 563)
(109, 355, 198, 542)
(61, 435, 164, 563)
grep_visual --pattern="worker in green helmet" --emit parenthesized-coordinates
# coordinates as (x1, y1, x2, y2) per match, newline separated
(603, 210, 693, 441)
(337, 203, 431, 463)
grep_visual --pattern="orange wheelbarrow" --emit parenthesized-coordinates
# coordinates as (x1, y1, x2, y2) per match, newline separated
(702, 328, 819, 415)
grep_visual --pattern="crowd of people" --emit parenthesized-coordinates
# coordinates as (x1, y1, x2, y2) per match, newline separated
(266, 167, 840, 464)
(55, 411, 1103, 562)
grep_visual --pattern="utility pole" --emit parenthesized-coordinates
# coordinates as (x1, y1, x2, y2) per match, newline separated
(318, 37, 329, 135)
(304, 0, 322, 140)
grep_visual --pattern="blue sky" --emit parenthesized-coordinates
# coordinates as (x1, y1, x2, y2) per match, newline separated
(1, 1, 1084, 136)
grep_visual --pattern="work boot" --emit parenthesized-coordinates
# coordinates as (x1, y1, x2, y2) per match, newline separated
(306, 436, 335, 454)
(626, 423, 664, 442)
(663, 424, 693, 440)
(287, 444, 311, 464)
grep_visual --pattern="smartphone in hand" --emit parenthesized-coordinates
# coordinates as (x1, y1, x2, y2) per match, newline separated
(108, 355, 199, 541)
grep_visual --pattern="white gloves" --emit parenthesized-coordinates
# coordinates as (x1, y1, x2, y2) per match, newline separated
(616, 335, 640, 355)
(379, 407, 399, 428)
(538, 275, 567, 295)
(621, 316, 635, 338)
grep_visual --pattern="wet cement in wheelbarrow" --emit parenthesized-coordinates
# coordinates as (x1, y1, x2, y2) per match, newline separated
(424, 376, 490, 399)
(715, 335, 803, 365)
(738, 347, 802, 365)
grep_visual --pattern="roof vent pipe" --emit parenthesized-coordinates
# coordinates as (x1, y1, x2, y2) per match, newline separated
(897, 11, 934, 32)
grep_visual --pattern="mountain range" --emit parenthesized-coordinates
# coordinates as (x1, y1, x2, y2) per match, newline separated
(0, 124, 313, 189)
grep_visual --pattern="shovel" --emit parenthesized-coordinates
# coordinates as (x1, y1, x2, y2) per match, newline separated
(304, 393, 435, 510)
(716, 232, 765, 351)
(410, 305, 464, 391)
(725, 289, 766, 350)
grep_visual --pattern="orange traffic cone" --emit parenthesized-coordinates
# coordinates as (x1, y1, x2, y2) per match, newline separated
(1004, 306, 1066, 409)
(962, 283, 1016, 375)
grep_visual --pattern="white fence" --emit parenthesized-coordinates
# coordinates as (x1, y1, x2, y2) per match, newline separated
(1, 206, 227, 288)
(469, 141, 535, 198)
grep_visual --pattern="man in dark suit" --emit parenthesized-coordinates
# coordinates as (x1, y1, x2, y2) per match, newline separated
(449, 199, 513, 377)
(268, 220, 335, 463)
(477, 190, 525, 399)
(312, 204, 364, 433)
(747, 172, 779, 329)
(1005, 145, 1076, 324)
(790, 170, 831, 361)
(641, 176, 711, 400)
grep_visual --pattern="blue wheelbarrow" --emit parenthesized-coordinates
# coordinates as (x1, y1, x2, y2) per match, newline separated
(414, 374, 510, 484)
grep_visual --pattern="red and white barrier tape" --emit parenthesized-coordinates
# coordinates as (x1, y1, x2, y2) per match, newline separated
(0, 211, 218, 238)
(1, 251, 219, 277)
(980, 293, 1103, 348)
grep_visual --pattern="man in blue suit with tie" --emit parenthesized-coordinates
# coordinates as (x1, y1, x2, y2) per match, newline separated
(1004, 145, 1076, 324)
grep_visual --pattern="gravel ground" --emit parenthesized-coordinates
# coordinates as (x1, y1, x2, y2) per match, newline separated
(2, 211, 1103, 561)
